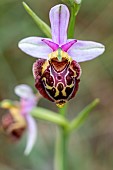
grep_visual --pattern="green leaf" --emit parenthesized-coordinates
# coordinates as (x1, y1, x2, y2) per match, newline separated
(67, 99, 100, 133)
(22, 2, 51, 38)
(31, 107, 69, 128)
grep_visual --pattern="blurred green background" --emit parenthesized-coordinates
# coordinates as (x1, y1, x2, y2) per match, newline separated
(0, 0, 113, 170)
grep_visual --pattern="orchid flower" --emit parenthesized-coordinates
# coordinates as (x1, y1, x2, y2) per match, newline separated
(1, 84, 38, 155)
(18, 4, 105, 108)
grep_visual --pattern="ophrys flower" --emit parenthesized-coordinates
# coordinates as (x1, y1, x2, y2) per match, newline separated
(18, 4, 105, 108)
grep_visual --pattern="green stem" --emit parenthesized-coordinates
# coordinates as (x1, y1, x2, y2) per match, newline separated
(59, 103, 68, 116)
(54, 127, 68, 170)
(54, 104, 68, 170)
(68, 4, 81, 38)
(68, 6, 76, 38)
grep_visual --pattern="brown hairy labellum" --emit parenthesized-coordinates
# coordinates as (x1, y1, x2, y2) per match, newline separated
(33, 50, 81, 107)
(1, 111, 26, 141)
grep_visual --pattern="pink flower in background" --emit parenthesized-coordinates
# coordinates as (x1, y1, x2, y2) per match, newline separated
(18, 4, 105, 107)
(1, 84, 39, 155)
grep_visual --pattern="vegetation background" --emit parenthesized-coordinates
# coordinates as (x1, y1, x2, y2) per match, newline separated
(0, 0, 113, 170)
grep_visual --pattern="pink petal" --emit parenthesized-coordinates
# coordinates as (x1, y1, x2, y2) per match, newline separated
(67, 40, 105, 62)
(42, 39, 59, 51)
(49, 4, 69, 46)
(24, 114, 38, 155)
(61, 40, 77, 52)
(20, 98, 37, 116)
(18, 37, 52, 59)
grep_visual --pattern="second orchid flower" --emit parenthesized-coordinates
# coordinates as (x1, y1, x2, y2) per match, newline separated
(1, 84, 39, 155)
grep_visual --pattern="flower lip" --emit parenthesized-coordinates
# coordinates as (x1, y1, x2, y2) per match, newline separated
(33, 55, 81, 107)
(1, 111, 26, 141)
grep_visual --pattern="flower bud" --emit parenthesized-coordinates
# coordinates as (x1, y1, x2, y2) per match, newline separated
(61, 0, 82, 6)
(74, 0, 82, 5)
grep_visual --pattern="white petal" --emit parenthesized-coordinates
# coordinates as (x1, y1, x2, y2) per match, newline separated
(18, 37, 52, 59)
(67, 40, 105, 62)
(14, 84, 35, 99)
(24, 114, 38, 155)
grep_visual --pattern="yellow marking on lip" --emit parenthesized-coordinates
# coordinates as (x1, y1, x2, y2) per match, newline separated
(61, 87, 67, 97)
(48, 50, 72, 62)
(67, 82, 74, 88)
(48, 50, 58, 60)
(70, 66, 77, 77)
(42, 60, 49, 74)
(61, 50, 72, 62)
(54, 87, 60, 97)
(42, 77, 53, 90)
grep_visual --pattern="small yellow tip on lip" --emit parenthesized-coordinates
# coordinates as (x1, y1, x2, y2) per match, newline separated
(56, 102, 65, 108)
